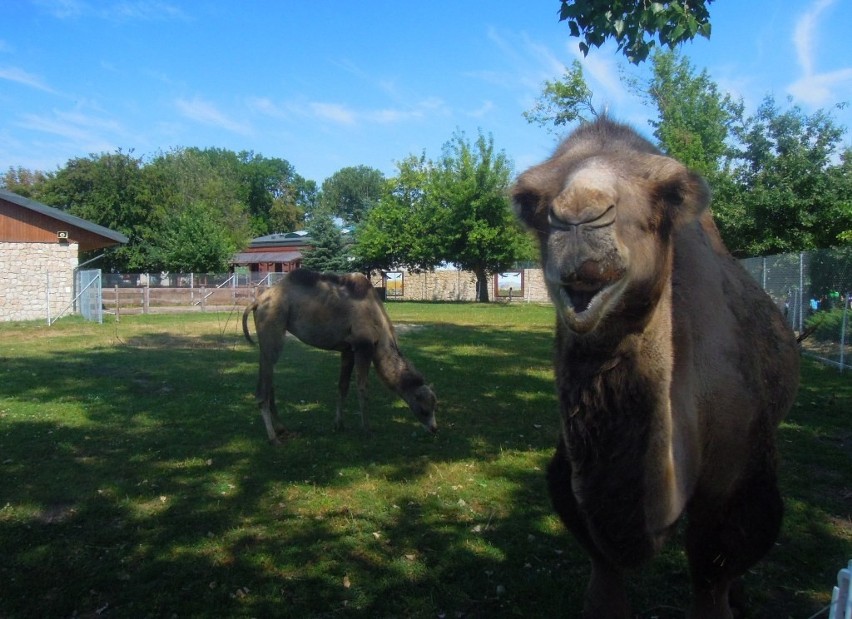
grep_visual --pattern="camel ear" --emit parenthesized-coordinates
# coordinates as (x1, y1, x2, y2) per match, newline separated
(415, 384, 436, 405)
(648, 156, 710, 227)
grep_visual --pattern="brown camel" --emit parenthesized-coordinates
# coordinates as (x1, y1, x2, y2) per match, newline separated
(511, 117, 800, 618)
(242, 268, 437, 444)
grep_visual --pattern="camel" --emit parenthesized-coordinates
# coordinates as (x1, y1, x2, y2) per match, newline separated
(511, 117, 800, 618)
(242, 268, 437, 444)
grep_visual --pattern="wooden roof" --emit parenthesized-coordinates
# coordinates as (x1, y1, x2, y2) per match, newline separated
(0, 189, 128, 252)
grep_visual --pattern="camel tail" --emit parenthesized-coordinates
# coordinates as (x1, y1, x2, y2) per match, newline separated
(242, 300, 258, 345)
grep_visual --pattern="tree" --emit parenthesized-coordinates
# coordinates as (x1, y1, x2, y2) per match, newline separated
(559, 0, 713, 63)
(237, 151, 312, 234)
(353, 154, 443, 274)
(430, 131, 531, 302)
(37, 150, 164, 271)
(300, 213, 350, 272)
(638, 50, 743, 177)
(355, 132, 532, 302)
(1, 166, 49, 198)
(145, 148, 252, 269)
(524, 60, 599, 132)
(715, 97, 852, 256)
(154, 200, 237, 272)
(318, 166, 386, 225)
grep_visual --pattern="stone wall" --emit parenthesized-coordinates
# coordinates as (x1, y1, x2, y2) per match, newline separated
(370, 268, 551, 303)
(0, 242, 78, 322)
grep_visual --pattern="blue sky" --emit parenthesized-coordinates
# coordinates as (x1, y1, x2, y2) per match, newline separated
(2, 1, 851, 186)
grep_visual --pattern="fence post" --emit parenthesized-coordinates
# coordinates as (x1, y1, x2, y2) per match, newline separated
(201, 286, 207, 311)
(46, 272, 51, 325)
(143, 284, 150, 314)
(115, 285, 120, 322)
(840, 294, 849, 374)
(798, 252, 805, 333)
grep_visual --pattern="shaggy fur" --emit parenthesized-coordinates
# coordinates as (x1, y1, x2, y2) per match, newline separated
(243, 269, 437, 444)
(512, 117, 800, 618)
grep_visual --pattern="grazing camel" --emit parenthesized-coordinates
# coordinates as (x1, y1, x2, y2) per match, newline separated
(511, 117, 800, 618)
(242, 268, 437, 444)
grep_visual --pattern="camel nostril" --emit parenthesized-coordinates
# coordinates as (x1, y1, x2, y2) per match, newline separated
(576, 260, 604, 284)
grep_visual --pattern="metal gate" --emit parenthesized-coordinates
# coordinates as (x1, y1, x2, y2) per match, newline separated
(76, 269, 103, 324)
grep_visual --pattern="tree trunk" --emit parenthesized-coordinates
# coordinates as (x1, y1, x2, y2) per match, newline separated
(475, 268, 490, 302)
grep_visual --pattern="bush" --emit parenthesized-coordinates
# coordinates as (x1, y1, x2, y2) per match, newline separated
(805, 307, 850, 342)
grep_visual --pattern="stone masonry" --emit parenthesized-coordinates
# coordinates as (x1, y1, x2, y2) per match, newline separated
(369, 268, 551, 303)
(0, 242, 79, 322)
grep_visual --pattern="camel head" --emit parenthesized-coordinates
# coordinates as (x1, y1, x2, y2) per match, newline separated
(403, 384, 438, 433)
(512, 119, 709, 334)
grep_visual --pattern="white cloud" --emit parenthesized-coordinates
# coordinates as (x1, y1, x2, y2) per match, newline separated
(466, 100, 495, 119)
(0, 66, 55, 93)
(788, 0, 852, 106)
(35, 0, 188, 21)
(104, 1, 188, 21)
(175, 97, 252, 135)
(247, 96, 288, 119)
(793, 0, 834, 76)
(309, 102, 357, 125)
(17, 108, 122, 155)
(788, 68, 852, 107)
(34, 0, 87, 19)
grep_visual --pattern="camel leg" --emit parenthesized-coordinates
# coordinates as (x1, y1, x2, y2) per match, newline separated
(685, 462, 783, 619)
(354, 350, 372, 433)
(547, 440, 631, 618)
(256, 327, 286, 444)
(336, 349, 355, 431)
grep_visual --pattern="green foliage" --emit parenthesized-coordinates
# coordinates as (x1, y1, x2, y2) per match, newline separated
(805, 307, 850, 343)
(318, 165, 386, 225)
(430, 131, 531, 301)
(153, 201, 238, 273)
(523, 60, 598, 132)
(715, 97, 852, 256)
(300, 212, 351, 272)
(353, 133, 532, 301)
(640, 50, 743, 177)
(559, 0, 713, 63)
(4, 147, 313, 273)
(36, 150, 164, 272)
(353, 156, 434, 273)
(1, 166, 48, 198)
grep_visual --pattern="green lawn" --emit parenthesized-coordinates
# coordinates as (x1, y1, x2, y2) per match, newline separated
(0, 304, 849, 618)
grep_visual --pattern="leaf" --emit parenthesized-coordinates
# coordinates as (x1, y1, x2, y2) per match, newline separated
(343, 575, 351, 589)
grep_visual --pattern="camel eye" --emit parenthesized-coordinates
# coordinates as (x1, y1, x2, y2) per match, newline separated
(586, 205, 616, 228)
(547, 209, 574, 231)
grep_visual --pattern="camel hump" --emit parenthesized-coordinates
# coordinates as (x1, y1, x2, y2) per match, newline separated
(340, 273, 373, 299)
(287, 268, 324, 288)
(286, 268, 374, 300)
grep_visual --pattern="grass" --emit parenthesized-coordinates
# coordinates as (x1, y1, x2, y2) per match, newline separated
(0, 304, 850, 618)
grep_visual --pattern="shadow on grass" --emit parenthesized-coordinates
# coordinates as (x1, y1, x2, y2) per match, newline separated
(0, 322, 849, 618)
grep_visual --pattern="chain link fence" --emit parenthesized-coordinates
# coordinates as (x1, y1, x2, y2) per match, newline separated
(742, 247, 851, 372)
